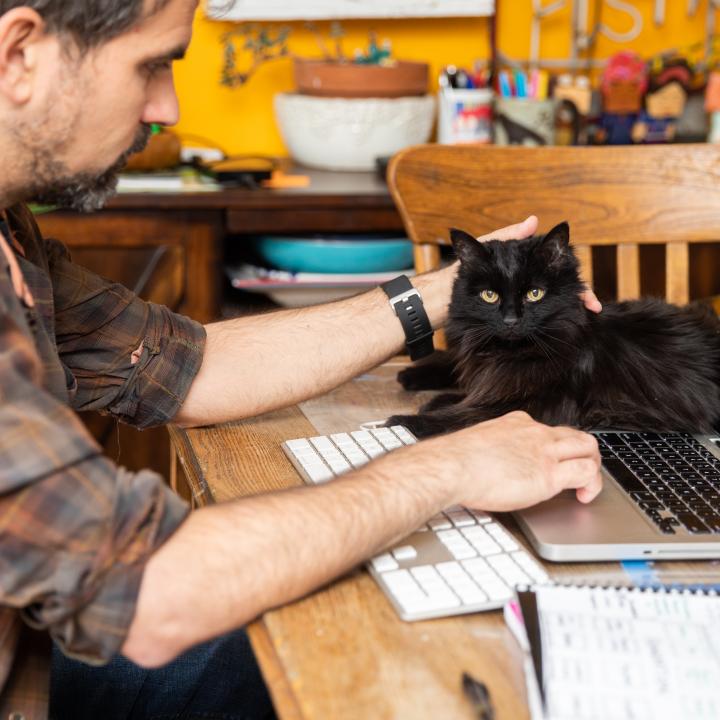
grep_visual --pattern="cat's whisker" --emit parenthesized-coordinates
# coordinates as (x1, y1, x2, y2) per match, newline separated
(461, 327, 494, 355)
(530, 333, 563, 370)
(536, 329, 581, 352)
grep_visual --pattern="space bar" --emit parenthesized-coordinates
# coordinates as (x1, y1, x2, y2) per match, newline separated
(603, 459, 646, 494)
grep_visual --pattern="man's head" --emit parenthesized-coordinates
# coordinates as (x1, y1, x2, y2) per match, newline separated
(0, 0, 197, 211)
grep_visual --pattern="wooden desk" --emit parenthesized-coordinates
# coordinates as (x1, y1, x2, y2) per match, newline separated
(169, 363, 716, 719)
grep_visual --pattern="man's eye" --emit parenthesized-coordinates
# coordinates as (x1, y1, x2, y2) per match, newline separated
(526, 288, 546, 302)
(146, 61, 172, 75)
(480, 290, 499, 304)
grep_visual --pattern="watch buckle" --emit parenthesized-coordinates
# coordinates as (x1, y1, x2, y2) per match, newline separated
(387, 288, 421, 313)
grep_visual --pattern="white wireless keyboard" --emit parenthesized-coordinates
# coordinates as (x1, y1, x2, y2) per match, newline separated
(282, 425, 550, 621)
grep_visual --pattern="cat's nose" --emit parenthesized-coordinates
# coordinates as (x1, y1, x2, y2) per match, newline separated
(503, 315, 518, 326)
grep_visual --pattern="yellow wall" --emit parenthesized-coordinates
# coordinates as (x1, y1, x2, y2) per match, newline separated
(173, 2, 716, 157)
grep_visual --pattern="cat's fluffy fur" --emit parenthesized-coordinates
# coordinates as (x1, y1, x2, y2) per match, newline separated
(388, 222, 720, 437)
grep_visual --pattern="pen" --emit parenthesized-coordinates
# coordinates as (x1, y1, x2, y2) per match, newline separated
(498, 70, 512, 98)
(462, 672, 495, 720)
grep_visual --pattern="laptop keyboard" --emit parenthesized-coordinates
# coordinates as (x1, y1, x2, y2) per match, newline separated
(597, 432, 720, 535)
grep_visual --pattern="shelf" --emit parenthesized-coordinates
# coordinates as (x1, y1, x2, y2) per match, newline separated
(206, 0, 494, 21)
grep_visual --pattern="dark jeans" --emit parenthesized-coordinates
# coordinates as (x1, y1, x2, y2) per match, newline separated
(49, 629, 276, 720)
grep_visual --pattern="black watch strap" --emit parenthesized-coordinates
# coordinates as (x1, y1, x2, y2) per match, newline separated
(381, 275, 435, 361)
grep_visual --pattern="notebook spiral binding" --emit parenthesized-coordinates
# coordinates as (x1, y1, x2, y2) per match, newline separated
(517, 581, 719, 595)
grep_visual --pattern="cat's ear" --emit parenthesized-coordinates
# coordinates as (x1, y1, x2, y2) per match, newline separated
(449, 228, 485, 265)
(540, 221, 570, 265)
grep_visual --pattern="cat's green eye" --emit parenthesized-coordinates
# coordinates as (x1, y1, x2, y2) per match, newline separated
(526, 288, 546, 302)
(480, 290, 499, 304)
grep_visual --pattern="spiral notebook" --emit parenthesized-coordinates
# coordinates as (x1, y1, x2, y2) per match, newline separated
(506, 584, 720, 720)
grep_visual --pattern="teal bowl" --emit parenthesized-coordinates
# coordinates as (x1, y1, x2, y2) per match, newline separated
(254, 236, 414, 274)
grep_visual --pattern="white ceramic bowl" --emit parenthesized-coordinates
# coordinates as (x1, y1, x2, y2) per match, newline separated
(274, 93, 436, 171)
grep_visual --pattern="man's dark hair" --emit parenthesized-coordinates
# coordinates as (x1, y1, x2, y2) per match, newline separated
(0, 0, 173, 48)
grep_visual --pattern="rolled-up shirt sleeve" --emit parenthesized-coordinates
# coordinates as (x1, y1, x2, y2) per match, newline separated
(0, 292, 189, 664)
(47, 238, 206, 429)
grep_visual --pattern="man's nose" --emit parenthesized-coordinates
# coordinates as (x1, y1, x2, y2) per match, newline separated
(142, 74, 180, 127)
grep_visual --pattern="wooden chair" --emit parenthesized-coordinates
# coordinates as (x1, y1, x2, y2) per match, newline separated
(388, 144, 720, 304)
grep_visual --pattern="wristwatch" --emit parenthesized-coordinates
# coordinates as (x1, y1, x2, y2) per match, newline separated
(381, 275, 435, 360)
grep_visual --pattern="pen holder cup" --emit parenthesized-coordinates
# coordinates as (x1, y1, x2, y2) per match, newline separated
(438, 88, 493, 144)
(493, 98, 558, 146)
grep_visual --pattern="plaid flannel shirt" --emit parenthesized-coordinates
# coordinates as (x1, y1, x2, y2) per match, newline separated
(0, 205, 205, 697)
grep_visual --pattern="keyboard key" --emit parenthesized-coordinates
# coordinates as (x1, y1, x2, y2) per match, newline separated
(461, 526, 502, 556)
(675, 512, 711, 534)
(699, 514, 720, 532)
(435, 562, 489, 604)
(486, 554, 532, 588)
(469, 509, 492, 524)
(329, 433, 371, 468)
(298, 460, 334, 484)
(371, 554, 399, 573)
(286, 438, 313, 452)
(512, 551, 551, 583)
(485, 523, 520, 551)
(389, 426, 417, 445)
(604, 459, 646, 493)
(481, 582, 514, 602)
(410, 566, 461, 607)
(392, 545, 418, 561)
(370, 428, 404, 451)
(461, 560, 512, 600)
(350, 430, 386, 458)
(446, 509, 476, 527)
(428, 515, 453, 531)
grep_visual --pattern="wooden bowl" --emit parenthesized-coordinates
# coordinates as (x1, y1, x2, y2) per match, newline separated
(294, 59, 429, 98)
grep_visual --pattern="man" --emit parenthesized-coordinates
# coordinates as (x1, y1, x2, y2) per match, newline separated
(0, 0, 603, 717)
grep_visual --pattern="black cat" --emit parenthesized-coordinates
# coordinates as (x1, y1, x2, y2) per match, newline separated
(388, 222, 720, 437)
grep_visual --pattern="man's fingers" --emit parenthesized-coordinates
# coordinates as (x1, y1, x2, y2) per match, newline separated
(550, 431, 600, 463)
(581, 287, 602, 314)
(575, 478, 603, 504)
(476, 215, 538, 243)
(554, 461, 604, 502)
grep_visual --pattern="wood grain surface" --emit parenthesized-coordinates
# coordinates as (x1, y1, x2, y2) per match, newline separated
(171, 361, 719, 719)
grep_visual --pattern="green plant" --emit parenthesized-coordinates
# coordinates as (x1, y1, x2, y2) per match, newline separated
(220, 22, 348, 88)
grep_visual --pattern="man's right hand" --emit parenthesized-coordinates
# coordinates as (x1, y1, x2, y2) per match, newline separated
(417, 411, 602, 511)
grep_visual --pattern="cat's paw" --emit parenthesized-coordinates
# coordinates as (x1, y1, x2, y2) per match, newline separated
(396, 367, 431, 391)
(385, 414, 435, 438)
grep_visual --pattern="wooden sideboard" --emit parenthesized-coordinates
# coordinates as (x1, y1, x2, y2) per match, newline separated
(36, 167, 404, 324)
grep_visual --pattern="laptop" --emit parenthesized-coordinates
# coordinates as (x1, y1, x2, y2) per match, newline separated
(514, 430, 720, 561)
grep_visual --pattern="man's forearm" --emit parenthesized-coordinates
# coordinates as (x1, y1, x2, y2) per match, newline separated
(121, 444, 457, 667)
(175, 266, 456, 427)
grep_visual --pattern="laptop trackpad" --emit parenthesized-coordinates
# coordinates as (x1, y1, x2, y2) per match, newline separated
(515, 479, 657, 549)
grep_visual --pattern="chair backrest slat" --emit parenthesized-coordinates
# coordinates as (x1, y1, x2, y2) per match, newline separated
(666, 241, 690, 305)
(617, 244, 641, 300)
(573, 244, 594, 288)
(414, 244, 441, 275)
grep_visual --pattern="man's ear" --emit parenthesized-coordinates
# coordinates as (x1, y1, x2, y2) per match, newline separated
(540, 221, 570, 265)
(0, 8, 45, 106)
(450, 228, 486, 265)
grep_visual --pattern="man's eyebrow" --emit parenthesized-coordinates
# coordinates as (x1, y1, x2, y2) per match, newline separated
(145, 45, 188, 64)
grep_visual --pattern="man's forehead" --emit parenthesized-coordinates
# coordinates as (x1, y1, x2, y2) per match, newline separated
(121, 0, 196, 54)
(134, 0, 197, 39)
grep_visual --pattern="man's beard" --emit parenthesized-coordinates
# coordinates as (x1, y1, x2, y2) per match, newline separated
(29, 124, 153, 213)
